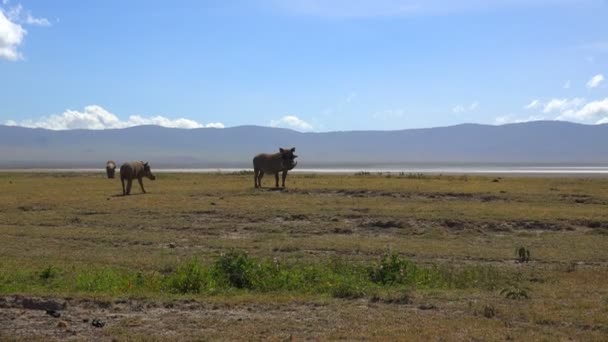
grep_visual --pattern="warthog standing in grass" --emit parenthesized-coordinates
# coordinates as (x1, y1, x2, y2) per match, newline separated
(253, 147, 298, 188)
(120, 161, 156, 195)
(106, 160, 117, 179)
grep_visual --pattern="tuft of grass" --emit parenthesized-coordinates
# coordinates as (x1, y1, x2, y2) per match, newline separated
(39, 266, 59, 282)
(212, 250, 255, 289)
(166, 259, 207, 294)
(500, 286, 530, 300)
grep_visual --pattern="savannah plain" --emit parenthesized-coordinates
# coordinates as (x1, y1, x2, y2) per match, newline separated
(1, 172, 608, 340)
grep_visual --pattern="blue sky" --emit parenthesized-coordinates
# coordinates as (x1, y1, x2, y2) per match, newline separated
(1, 0, 607, 131)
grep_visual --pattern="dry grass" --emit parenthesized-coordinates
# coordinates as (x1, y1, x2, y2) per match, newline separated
(1, 172, 608, 340)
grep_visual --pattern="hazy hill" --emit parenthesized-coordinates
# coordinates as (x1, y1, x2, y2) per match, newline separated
(0, 121, 607, 168)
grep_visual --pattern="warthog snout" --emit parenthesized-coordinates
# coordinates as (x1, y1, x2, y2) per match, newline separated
(143, 162, 156, 180)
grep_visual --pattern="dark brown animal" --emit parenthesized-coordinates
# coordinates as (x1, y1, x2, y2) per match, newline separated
(106, 160, 117, 179)
(253, 147, 298, 188)
(120, 161, 156, 195)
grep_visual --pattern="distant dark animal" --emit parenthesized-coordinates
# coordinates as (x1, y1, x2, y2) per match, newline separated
(253, 147, 298, 188)
(120, 161, 156, 195)
(106, 160, 117, 179)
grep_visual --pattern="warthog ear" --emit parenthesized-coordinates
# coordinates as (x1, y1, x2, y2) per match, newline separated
(291, 147, 296, 152)
(144, 162, 149, 166)
(279, 148, 285, 153)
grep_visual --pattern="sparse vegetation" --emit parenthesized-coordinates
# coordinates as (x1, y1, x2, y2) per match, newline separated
(1, 172, 608, 340)
(500, 286, 530, 300)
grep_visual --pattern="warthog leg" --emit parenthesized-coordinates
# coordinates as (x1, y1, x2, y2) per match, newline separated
(274, 173, 280, 188)
(121, 178, 126, 196)
(282, 171, 288, 187)
(138, 177, 146, 194)
(257, 171, 264, 188)
(126, 179, 133, 195)
(254, 168, 260, 188)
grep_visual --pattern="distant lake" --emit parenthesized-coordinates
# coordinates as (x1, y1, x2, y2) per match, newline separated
(3, 165, 608, 176)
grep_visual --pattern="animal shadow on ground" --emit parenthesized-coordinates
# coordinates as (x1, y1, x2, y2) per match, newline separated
(257, 187, 287, 192)
(109, 193, 148, 198)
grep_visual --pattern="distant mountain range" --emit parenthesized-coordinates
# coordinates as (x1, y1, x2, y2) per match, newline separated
(1, 121, 607, 168)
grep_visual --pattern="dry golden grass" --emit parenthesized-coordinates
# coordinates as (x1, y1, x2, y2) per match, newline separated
(1, 172, 608, 340)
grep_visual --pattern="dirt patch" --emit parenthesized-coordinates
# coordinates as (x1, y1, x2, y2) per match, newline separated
(288, 189, 506, 202)
(365, 219, 404, 229)
(0, 295, 366, 340)
(560, 194, 605, 205)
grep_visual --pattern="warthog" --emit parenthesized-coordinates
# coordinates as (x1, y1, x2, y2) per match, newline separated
(253, 147, 298, 188)
(106, 160, 117, 179)
(120, 161, 156, 195)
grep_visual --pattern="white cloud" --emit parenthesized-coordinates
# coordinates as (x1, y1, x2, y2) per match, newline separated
(452, 101, 479, 113)
(346, 92, 357, 103)
(269, 115, 313, 131)
(5, 105, 223, 130)
(586, 74, 604, 89)
(557, 98, 608, 122)
(521, 97, 608, 124)
(0, 2, 51, 61)
(524, 99, 541, 110)
(597, 117, 608, 125)
(542, 98, 585, 113)
(0, 8, 25, 61)
(563, 80, 570, 89)
(25, 13, 50, 26)
(494, 114, 545, 125)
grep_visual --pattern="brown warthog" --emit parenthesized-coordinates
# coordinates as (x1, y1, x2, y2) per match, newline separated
(106, 160, 117, 179)
(253, 147, 298, 188)
(120, 161, 156, 195)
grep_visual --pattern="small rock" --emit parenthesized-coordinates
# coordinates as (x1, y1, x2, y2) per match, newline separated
(82, 318, 89, 323)
(92, 319, 105, 328)
(168, 243, 176, 248)
(418, 304, 437, 310)
(46, 309, 61, 318)
(210, 202, 216, 206)
(57, 320, 68, 328)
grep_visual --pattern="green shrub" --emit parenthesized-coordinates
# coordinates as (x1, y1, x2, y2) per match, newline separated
(39, 266, 58, 282)
(212, 251, 255, 289)
(166, 259, 207, 294)
(368, 253, 417, 285)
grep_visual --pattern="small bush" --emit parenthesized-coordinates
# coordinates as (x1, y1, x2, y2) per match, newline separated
(212, 251, 255, 289)
(368, 253, 417, 285)
(166, 259, 207, 294)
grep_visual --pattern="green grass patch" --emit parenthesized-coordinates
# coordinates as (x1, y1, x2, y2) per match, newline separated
(0, 252, 512, 299)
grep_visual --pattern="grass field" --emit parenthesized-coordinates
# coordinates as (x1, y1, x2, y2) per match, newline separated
(1, 172, 608, 340)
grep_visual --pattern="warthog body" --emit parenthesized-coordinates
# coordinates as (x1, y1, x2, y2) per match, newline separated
(120, 161, 156, 195)
(253, 147, 298, 188)
(106, 160, 117, 179)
